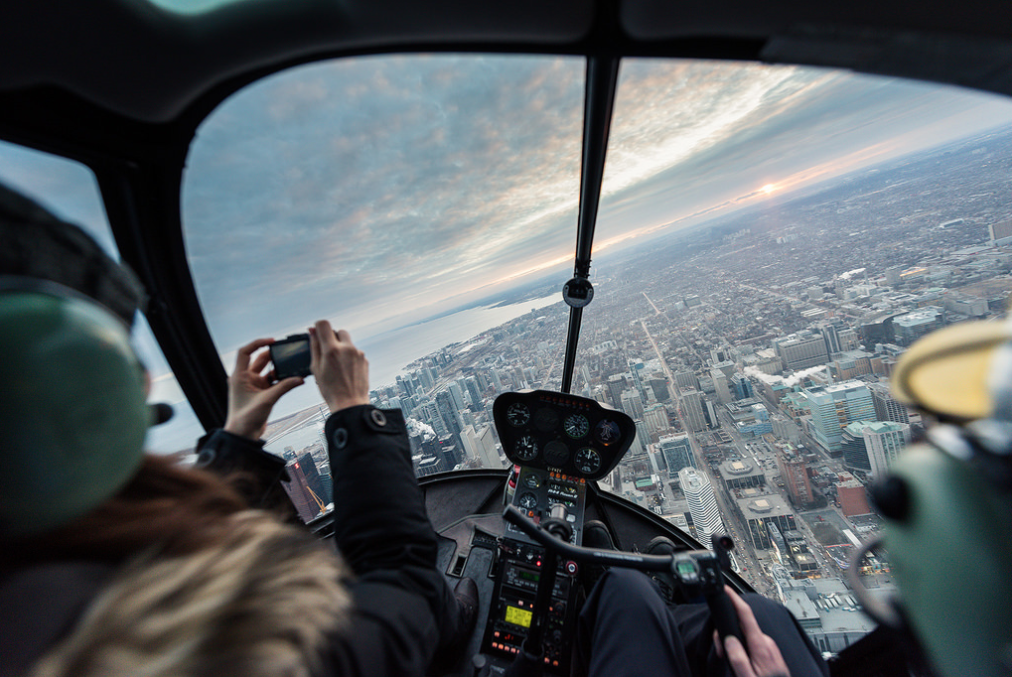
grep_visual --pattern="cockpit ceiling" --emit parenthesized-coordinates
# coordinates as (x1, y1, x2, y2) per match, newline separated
(1, 0, 1011, 125)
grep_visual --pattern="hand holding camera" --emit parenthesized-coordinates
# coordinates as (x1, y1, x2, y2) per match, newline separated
(224, 337, 306, 440)
(223, 321, 369, 441)
(309, 320, 370, 413)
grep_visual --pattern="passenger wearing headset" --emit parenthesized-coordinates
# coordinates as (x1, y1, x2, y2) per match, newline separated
(0, 182, 477, 677)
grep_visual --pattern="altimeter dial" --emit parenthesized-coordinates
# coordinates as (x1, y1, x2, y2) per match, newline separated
(563, 414, 589, 439)
(506, 402, 531, 427)
(514, 435, 538, 462)
(574, 447, 602, 475)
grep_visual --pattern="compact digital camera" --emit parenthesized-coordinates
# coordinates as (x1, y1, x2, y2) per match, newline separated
(270, 333, 311, 380)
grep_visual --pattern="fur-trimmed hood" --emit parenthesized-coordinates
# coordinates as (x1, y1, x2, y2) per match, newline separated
(28, 511, 353, 677)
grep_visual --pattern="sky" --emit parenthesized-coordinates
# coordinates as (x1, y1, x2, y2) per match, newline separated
(181, 54, 1012, 353)
(2, 53, 1011, 448)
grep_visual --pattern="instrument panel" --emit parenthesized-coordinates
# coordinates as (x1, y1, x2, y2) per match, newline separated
(493, 390, 636, 481)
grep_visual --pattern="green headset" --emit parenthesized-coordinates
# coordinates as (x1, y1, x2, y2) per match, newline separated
(846, 318, 1012, 677)
(0, 276, 150, 539)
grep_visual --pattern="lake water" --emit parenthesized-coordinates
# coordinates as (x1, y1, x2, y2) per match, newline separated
(146, 293, 562, 452)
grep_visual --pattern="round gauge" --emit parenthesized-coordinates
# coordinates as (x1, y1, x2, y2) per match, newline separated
(574, 447, 602, 475)
(505, 402, 531, 427)
(514, 435, 538, 462)
(533, 407, 559, 432)
(523, 473, 541, 489)
(563, 414, 590, 439)
(543, 440, 570, 467)
(518, 492, 538, 511)
(594, 419, 622, 446)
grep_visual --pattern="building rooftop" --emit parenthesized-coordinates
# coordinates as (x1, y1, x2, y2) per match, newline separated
(738, 493, 793, 519)
(894, 307, 943, 327)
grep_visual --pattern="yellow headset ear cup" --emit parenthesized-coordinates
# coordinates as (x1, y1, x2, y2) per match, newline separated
(0, 291, 149, 538)
(891, 321, 1012, 421)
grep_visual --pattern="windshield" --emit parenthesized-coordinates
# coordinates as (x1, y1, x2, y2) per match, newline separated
(183, 52, 1012, 651)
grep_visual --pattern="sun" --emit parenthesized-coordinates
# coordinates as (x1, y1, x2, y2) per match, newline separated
(761, 183, 777, 195)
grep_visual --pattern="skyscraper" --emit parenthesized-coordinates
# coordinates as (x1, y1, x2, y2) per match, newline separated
(649, 377, 671, 402)
(659, 434, 695, 475)
(776, 444, 814, 508)
(606, 374, 628, 407)
(435, 388, 461, 435)
(620, 388, 645, 420)
(863, 421, 911, 481)
(819, 323, 842, 355)
(840, 421, 876, 474)
(448, 381, 466, 410)
(475, 424, 503, 469)
(283, 457, 328, 523)
(420, 399, 450, 437)
(465, 376, 484, 413)
(730, 373, 754, 400)
(678, 467, 725, 548)
(643, 404, 670, 437)
(791, 381, 875, 453)
(774, 331, 830, 371)
(868, 382, 911, 425)
(675, 370, 698, 392)
(681, 390, 707, 433)
(710, 368, 733, 404)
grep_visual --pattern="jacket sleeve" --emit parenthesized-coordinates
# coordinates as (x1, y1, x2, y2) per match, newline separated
(323, 405, 460, 676)
(194, 429, 298, 519)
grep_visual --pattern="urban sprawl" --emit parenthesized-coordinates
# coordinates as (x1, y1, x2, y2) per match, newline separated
(271, 126, 1012, 655)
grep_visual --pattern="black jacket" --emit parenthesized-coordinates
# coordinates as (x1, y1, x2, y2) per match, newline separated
(322, 405, 461, 675)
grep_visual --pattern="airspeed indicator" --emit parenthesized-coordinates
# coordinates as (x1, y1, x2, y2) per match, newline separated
(563, 414, 589, 439)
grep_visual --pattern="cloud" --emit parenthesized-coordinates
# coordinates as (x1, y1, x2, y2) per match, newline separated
(745, 364, 827, 387)
(183, 55, 590, 348)
(5, 54, 1010, 360)
(406, 418, 436, 442)
(838, 268, 866, 280)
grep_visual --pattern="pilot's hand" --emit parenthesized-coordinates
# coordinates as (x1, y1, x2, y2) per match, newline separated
(714, 587, 791, 677)
(309, 320, 370, 413)
(224, 337, 304, 440)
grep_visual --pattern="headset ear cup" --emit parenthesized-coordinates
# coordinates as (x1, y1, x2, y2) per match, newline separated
(0, 291, 149, 538)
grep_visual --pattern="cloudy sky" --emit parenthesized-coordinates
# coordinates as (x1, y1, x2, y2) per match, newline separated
(182, 54, 1012, 353)
(1, 53, 1010, 443)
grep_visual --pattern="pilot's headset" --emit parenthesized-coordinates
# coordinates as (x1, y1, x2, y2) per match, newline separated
(0, 275, 150, 539)
(847, 317, 1012, 677)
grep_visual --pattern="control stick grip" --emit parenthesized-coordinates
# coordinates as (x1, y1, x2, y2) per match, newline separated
(707, 588, 744, 646)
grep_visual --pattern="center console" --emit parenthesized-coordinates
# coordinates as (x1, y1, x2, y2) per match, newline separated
(477, 390, 636, 675)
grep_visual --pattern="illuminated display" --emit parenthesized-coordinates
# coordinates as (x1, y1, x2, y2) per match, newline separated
(676, 560, 697, 576)
(505, 605, 533, 628)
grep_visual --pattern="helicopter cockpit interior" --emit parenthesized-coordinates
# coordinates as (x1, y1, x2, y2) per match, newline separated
(2, 1, 1012, 676)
